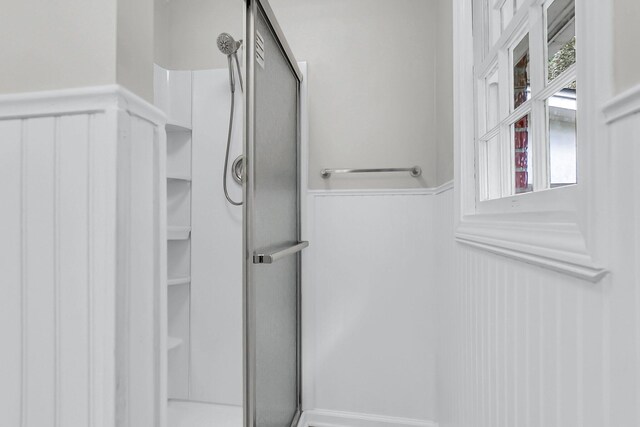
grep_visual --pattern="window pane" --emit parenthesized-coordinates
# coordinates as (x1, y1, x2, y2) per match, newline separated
(547, 0, 576, 82)
(513, 34, 530, 110)
(513, 114, 532, 194)
(548, 81, 577, 187)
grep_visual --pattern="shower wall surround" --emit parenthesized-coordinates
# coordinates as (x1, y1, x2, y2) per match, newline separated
(154, 64, 244, 415)
(0, 86, 166, 427)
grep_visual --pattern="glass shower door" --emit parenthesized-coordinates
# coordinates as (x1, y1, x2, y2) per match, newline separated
(243, 1, 306, 426)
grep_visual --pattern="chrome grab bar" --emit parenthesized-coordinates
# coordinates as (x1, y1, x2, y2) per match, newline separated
(320, 166, 422, 179)
(253, 241, 309, 264)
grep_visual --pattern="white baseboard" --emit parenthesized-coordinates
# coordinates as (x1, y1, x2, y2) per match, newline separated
(298, 410, 438, 427)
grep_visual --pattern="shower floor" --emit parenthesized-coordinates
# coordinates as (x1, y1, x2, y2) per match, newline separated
(168, 400, 242, 427)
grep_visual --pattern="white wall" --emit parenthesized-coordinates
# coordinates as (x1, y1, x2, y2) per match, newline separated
(613, 0, 640, 94)
(436, 109, 640, 426)
(154, 0, 453, 189)
(0, 0, 155, 102)
(303, 190, 439, 424)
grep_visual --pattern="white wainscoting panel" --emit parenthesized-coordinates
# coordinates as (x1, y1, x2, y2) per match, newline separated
(303, 191, 437, 424)
(437, 187, 608, 427)
(0, 86, 165, 427)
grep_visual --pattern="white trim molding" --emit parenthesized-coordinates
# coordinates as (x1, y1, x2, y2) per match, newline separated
(298, 410, 438, 427)
(453, 0, 612, 282)
(456, 217, 607, 281)
(603, 83, 640, 124)
(0, 84, 165, 124)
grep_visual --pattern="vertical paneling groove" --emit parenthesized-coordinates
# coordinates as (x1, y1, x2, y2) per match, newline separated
(54, 116, 61, 427)
(464, 249, 471, 427)
(555, 287, 561, 427)
(21, 119, 28, 427)
(0, 120, 24, 427)
(537, 277, 544, 427)
(512, 266, 519, 427)
(576, 290, 584, 427)
(24, 117, 56, 427)
(634, 117, 640, 427)
(58, 114, 91, 427)
(87, 113, 94, 427)
(481, 256, 487, 427)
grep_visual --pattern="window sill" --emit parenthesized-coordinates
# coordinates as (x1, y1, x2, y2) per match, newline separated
(455, 214, 608, 282)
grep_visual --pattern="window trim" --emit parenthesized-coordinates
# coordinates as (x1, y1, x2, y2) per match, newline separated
(454, 0, 612, 281)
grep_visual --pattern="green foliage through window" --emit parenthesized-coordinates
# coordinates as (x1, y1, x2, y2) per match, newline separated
(548, 37, 576, 86)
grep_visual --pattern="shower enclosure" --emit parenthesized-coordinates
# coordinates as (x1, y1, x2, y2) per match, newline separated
(243, 1, 306, 426)
(157, 0, 305, 426)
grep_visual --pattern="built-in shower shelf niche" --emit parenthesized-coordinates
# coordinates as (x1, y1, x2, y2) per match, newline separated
(167, 336, 183, 351)
(166, 123, 192, 133)
(168, 276, 191, 287)
(154, 65, 192, 129)
(167, 174, 192, 182)
(168, 179, 191, 226)
(168, 226, 191, 241)
(156, 64, 194, 403)
(167, 129, 192, 182)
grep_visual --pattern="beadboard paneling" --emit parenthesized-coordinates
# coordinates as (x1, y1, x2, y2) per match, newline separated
(0, 118, 25, 427)
(436, 105, 640, 427)
(0, 87, 165, 427)
(58, 114, 91, 427)
(0, 114, 99, 427)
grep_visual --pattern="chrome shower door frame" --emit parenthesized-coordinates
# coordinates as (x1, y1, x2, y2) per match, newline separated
(243, 0, 304, 426)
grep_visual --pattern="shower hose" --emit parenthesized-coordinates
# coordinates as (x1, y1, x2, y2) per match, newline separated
(223, 54, 243, 206)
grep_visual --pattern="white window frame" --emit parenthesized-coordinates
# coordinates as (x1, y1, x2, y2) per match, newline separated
(454, 0, 612, 281)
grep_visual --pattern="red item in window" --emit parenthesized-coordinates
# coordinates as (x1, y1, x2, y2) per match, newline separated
(514, 130, 528, 149)
(515, 151, 528, 169)
(516, 116, 528, 128)
(515, 171, 528, 189)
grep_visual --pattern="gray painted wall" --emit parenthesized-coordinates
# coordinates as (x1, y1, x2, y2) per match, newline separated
(155, 0, 454, 188)
(613, 0, 640, 94)
(0, 0, 154, 102)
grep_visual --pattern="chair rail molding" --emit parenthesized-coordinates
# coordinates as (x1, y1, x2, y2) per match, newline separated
(455, 216, 608, 281)
(603, 83, 640, 124)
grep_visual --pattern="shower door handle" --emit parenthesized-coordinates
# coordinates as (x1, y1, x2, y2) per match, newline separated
(253, 241, 309, 264)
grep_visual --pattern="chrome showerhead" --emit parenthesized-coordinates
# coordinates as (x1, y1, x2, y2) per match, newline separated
(217, 33, 242, 56)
